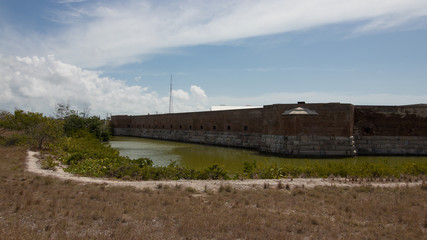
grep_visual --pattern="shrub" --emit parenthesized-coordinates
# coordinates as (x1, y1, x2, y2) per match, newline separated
(40, 155, 59, 170)
(63, 114, 111, 141)
(199, 164, 229, 180)
(0, 134, 28, 146)
(0, 110, 63, 148)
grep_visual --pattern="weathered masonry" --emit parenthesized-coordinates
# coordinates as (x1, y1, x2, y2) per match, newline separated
(111, 103, 427, 157)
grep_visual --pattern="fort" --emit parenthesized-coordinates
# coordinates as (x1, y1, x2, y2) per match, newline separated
(111, 103, 427, 157)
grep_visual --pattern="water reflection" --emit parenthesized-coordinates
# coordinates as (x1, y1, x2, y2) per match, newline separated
(109, 136, 427, 173)
(109, 136, 290, 172)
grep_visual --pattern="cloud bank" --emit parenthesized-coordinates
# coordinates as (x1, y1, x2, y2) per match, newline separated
(0, 54, 210, 116)
(1, 0, 426, 68)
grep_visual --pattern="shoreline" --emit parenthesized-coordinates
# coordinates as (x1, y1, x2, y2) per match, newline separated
(26, 150, 424, 192)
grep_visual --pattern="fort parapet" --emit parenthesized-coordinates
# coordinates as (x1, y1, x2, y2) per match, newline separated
(111, 103, 427, 157)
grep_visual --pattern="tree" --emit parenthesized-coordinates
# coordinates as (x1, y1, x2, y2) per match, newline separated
(63, 114, 111, 141)
(55, 103, 76, 119)
(28, 117, 63, 149)
(0, 111, 13, 134)
(80, 103, 91, 118)
(55, 103, 111, 141)
(0, 110, 63, 148)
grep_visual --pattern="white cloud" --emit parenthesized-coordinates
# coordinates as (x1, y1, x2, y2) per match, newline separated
(0, 54, 210, 116)
(190, 85, 208, 100)
(353, 10, 427, 34)
(1, 54, 425, 117)
(189, 85, 209, 111)
(172, 89, 190, 101)
(1, 0, 427, 68)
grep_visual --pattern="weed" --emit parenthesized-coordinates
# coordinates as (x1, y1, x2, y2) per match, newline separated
(241, 159, 427, 179)
(219, 184, 233, 193)
(185, 187, 197, 193)
(141, 187, 153, 193)
(311, 218, 319, 225)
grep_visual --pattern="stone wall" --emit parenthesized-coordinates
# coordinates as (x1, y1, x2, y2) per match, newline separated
(354, 104, 427, 136)
(111, 103, 427, 157)
(113, 128, 262, 149)
(260, 135, 355, 157)
(355, 136, 427, 155)
(354, 104, 427, 155)
(262, 103, 354, 136)
(111, 103, 356, 157)
(111, 108, 264, 133)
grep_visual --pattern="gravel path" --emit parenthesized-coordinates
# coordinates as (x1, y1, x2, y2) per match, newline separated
(26, 150, 423, 192)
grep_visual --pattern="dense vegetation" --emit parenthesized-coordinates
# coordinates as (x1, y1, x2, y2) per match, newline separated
(0, 110, 63, 148)
(0, 107, 229, 180)
(0, 107, 426, 180)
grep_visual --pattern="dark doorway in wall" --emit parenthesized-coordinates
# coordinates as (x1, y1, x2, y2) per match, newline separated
(362, 127, 373, 135)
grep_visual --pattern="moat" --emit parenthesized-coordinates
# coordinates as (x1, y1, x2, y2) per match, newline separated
(110, 136, 427, 173)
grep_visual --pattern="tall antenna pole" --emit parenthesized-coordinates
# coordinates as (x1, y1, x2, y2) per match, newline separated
(169, 75, 173, 113)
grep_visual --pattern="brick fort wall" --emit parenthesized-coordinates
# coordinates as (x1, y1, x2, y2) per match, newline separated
(111, 103, 427, 157)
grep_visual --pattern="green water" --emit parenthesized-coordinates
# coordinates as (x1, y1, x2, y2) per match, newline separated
(109, 136, 427, 173)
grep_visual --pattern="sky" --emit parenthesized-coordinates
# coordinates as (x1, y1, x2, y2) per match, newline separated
(0, 0, 426, 116)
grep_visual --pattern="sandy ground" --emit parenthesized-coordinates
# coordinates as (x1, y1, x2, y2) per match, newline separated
(26, 150, 423, 192)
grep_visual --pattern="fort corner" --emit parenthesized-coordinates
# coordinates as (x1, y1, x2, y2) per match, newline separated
(111, 103, 427, 157)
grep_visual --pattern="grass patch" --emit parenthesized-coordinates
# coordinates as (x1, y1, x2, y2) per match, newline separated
(242, 159, 427, 179)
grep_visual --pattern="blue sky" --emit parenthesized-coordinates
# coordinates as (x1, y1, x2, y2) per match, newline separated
(0, 0, 426, 116)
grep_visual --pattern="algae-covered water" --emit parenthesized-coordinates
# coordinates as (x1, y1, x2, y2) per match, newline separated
(109, 136, 427, 173)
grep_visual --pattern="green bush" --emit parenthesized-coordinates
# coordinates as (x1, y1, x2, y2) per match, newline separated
(0, 134, 28, 146)
(0, 110, 63, 148)
(40, 155, 59, 170)
(199, 164, 229, 180)
(63, 114, 111, 141)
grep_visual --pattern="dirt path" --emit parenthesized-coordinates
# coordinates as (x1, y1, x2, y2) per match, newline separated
(26, 150, 423, 192)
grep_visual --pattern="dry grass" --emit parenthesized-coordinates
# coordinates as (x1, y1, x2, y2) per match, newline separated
(1, 146, 426, 239)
